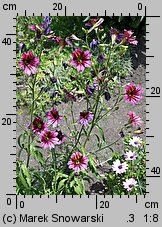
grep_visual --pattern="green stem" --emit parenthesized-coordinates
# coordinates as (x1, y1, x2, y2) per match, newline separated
(70, 101, 77, 134)
(97, 86, 122, 122)
(83, 92, 100, 148)
(51, 148, 57, 170)
(91, 137, 121, 154)
(74, 125, 84, 149)
(26, 75, 37, 167)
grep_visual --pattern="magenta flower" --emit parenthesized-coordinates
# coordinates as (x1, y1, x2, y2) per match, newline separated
(55, 130, 66, 145)
(28, 25, 43, 39)
(112, 159, 128, 174)
(128, 111, 142, 126)
(124, 83, 144, 105)
(124, 151, 138, 161)
(86, 85, 96, 96)
(123, 29, 138, 45)
(50, 36, 72, 47)
(68, 151, 89, 173)
(46, 108, 63, 127)
(109, 27, 119, 44)
(18, 51, 40, 76)
(63, 89, 76, 102)
(40, 130, 59, 149)
(28, 117, 47, 135)
(85, 18, 104, 30)
(123, 178, 138, 191)
(79, 111, 93, 126)
(70, 49, 92, 72)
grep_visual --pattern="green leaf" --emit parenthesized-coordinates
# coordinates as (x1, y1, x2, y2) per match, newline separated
(95, 124, 106, 142)
(118, 16, 123, 22)
(57, 179, 68, 191)
(18, 132, 27, 148)
(83, 16, 91, 22)
(81, 146, 86, 156)
(73, 177, 85, 195)
(93, 134, 102, 148)
(88, 154, 99, 178)
(20, 163, 31, 188)
(56, 173, 68, 181)
(34, 150, 46, 166)
(33, 172, 46, 192)
(18, 134, 23, 148)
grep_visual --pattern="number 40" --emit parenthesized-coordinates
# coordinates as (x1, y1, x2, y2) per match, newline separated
(2, 38, 11, 45)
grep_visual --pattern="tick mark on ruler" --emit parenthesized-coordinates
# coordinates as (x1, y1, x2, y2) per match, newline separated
(146, 15, 160, 18)
(95, 195, 98, 209)
(146, 95, 160, 98)
(6, 34, 16, 36)
(136, 195, 138, 203)
(6, 113, 16, 116)
(65, 6, 67, 16)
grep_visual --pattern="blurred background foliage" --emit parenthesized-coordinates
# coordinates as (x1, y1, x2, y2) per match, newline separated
(17, 16, 145, 40)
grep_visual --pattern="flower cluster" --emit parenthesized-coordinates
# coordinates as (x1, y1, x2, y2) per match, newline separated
(28, 16, 52, 39)
(111, 136, 143, 192)
(29, 108, 65, 150)
(110, 27, 138, 45)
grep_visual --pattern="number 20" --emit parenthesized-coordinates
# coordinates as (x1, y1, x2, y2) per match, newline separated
(53, 3, 62, 10)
